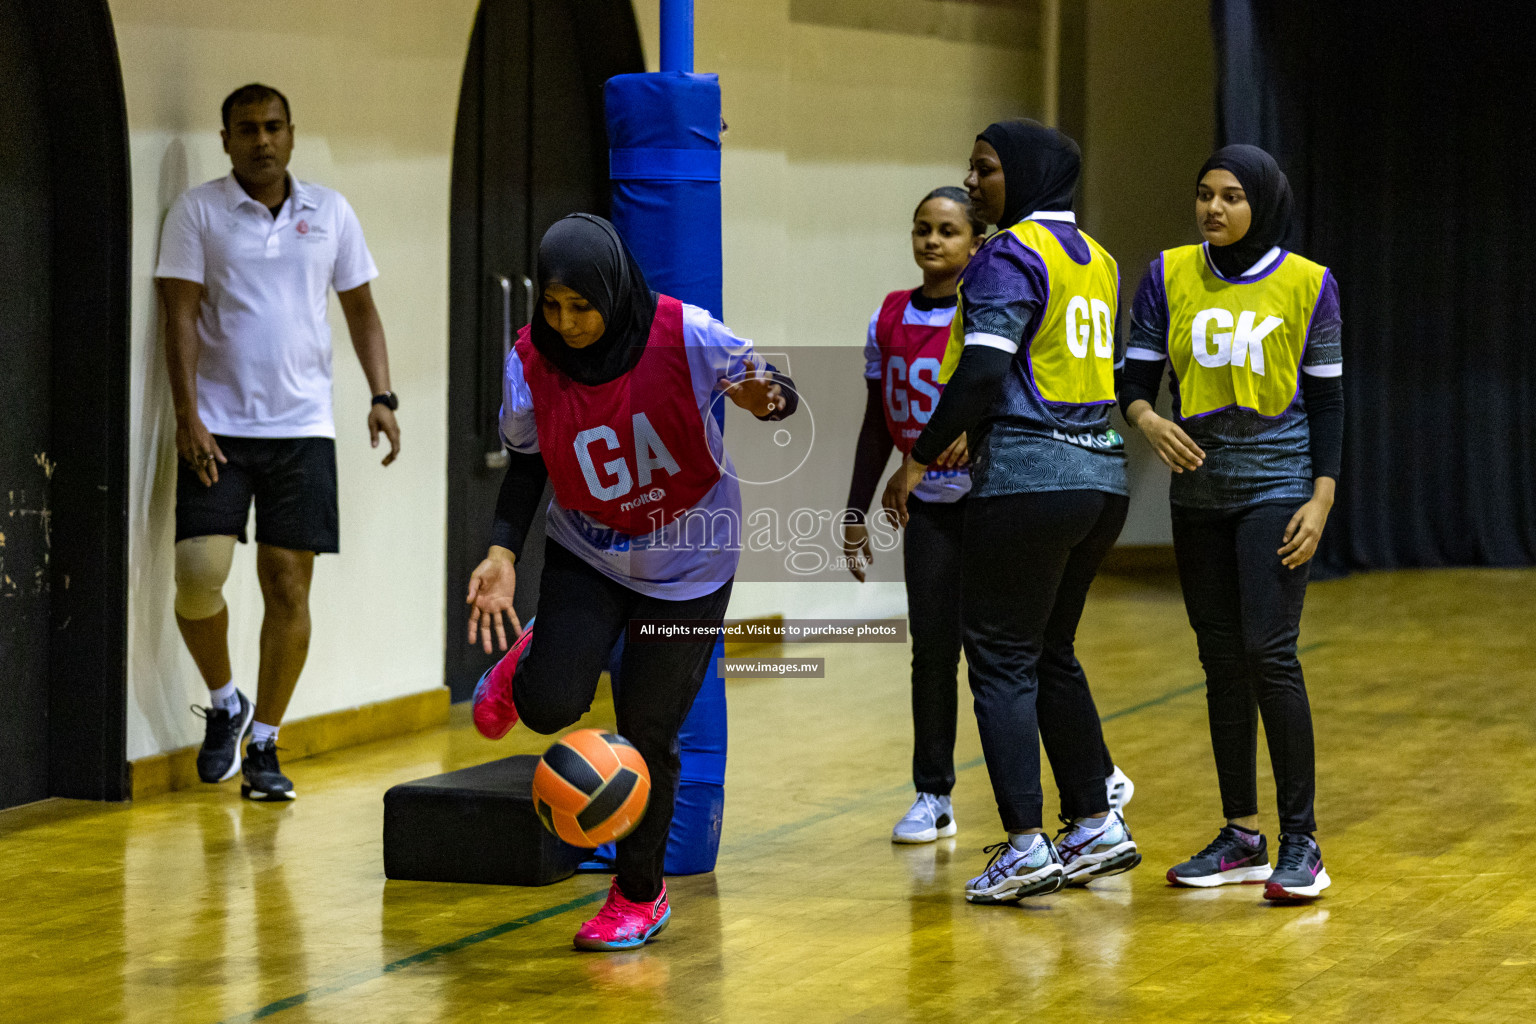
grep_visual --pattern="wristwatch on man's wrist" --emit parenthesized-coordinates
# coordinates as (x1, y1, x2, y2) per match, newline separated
(372, 391, 399, 411)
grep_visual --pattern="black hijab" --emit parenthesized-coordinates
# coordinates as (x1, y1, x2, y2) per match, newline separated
(977, 118, 1081, 229)
(1197, 144, 1293, 279)
(530, 213, 659, 385)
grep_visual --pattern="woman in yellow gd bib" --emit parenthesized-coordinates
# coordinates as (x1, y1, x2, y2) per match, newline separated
(883, 120, 1141, 905)
(1118, 145, 1343, 902)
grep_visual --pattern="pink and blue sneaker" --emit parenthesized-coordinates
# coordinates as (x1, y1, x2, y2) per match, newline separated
(1264, 832, 1332, 901)
(573, 880, 671, 951)
(471, 618, 534, 740)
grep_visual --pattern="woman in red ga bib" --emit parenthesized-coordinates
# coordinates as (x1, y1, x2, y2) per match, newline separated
(465, 215, 792, 952)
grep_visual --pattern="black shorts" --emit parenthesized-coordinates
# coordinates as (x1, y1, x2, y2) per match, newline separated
(175, 436, 339, 553)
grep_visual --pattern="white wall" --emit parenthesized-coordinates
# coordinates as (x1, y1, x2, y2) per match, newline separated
(1083, 0, 1215, 545)
(114, 0, 479, 759)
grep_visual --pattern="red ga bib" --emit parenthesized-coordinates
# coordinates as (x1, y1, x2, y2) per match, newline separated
(875, 289, 951, 454)
(516, 295, 721, 534)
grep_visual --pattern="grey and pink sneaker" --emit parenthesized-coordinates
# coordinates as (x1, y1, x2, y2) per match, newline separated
(471, 618, 534, 740)
(1166, 826, 1272, 887)
(1264, 833, 1332, 901)
(573, 880, 671, 951)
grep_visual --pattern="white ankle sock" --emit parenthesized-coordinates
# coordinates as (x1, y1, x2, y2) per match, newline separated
(1076, 813, 1112, 833)
(251, 721, 279, 747)
(209, 682, 240, 712)
(1008, 832, 1042, 853)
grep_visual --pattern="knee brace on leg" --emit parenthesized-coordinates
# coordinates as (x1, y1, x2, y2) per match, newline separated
(174, 535, 237, 620)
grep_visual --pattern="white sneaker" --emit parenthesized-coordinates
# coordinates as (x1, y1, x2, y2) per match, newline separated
(892, 793, 957, 844)
(965, 834, 1065, 904)
(1106, 765, 1134, 811)
(1055, 810, 1142, 886)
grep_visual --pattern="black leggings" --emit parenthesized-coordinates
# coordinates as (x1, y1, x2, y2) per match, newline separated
(511, 539, 733, 902)
(903, 497, 967, 795)
(961, 489, 1127, 832)
(1171, 501, 1316, 835)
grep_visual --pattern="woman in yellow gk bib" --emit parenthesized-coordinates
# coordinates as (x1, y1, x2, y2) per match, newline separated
(883, 120, 1141, 905)
(1118, 145, 1343, 902)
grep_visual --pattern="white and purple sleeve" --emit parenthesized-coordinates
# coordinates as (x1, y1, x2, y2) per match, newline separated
(498, 348, 540, 454)
(864, 309, 881, 381)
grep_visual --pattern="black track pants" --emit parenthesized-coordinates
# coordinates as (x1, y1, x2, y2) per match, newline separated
(512, 538, 733, 902)
(1171, 500, 1317, 835)
(961, 489, 1127, 832)
(903, 497, 966, 796)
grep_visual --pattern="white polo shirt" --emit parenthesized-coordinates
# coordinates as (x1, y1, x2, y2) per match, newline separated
(155, 173, 379, 438)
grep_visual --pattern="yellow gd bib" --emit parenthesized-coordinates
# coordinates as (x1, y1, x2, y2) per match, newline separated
(940, 221, 1119, 406)
(1162, 245, 1327, 418)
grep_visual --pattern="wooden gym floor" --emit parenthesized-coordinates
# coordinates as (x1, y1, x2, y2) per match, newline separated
(4, 568, 1535, 1024)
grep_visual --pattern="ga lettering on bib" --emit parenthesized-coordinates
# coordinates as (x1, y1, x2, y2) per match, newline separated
(939, 221, 1118, 406)
(515, 295, 721, 535)
(1162, 245, 1328, 419)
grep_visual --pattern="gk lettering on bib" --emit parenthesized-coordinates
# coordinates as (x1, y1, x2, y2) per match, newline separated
(940, 221, 1118, 406)
(875, 289, 949, 453)
(515, 295, 721, 534)
(1161, 245, 1328, 418)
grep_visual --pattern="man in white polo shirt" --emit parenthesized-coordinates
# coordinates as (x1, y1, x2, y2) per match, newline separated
(156, 83, 402, 802)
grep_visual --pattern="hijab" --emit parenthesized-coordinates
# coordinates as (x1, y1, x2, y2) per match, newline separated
(977, 118, 1081, 229)
(529, 213, 659, 385)
(1197, 144, 1294, 279)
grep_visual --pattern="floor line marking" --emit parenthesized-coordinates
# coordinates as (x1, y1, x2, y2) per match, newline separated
(217, 890, 608, 1024)
(223, 639, 1328, 1021)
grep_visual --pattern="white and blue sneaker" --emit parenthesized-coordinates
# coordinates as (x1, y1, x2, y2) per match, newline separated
(1106, 765, 1134, 811)
(892, 793, 957, 844)
(1055, 810, 1142, 886)
(965, 834, 1065, 904)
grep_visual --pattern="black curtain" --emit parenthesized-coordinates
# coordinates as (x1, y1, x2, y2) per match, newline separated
(1213, 0, 1536, 571)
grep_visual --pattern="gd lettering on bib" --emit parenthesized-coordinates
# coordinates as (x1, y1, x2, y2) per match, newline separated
(940, 221, 1118, 407)
(1162, 245, 1328, 418)
(515, 295, 721, 535)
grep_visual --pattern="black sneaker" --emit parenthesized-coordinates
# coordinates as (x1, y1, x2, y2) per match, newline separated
(241, 739, 296, 801)
(1166, 826, 1271, 887)
(193, 691, 254, 783)
(1264, 833, 1331, 901)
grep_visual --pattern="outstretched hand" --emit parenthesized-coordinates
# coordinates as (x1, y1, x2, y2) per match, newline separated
(720, 359, 787, 418)
(466, 547, 522, 653)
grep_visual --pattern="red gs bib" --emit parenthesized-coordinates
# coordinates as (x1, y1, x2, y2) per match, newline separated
(874, 289, 951, 454)
(515, 295, 721, 535)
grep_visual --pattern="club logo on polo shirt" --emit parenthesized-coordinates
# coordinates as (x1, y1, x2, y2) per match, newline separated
(295, 219, 329, 241)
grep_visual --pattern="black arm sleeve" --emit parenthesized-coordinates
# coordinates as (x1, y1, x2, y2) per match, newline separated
(909, 345, 1012, 466)
(1301, 373, 1344, 480)
(488, 450, 550, 558)
(756, 370, 799, 421)
(1116, 356, 1164, 421)
(844, 378, 895, 522)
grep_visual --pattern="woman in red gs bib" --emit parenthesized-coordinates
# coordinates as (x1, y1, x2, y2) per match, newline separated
(465, 215, 792, 951)
(842, 187, 980, 843)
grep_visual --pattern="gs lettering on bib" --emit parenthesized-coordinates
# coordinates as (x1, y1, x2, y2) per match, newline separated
(1162, 245, 1328, 418)
(940, 220, 1118, 406)
(874, 289, 949, 454)
(515, 295, 721, 535)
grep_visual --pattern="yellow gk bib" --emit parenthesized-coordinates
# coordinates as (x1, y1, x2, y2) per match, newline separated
(1162, 245, 1327, 418)
(940, 220, 1119, 406)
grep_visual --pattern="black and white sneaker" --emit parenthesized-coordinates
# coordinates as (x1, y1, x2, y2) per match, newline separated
(1264, 833, 1331, 901)
(193, 691, 254, 783)
(241, 739, 296, 801)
